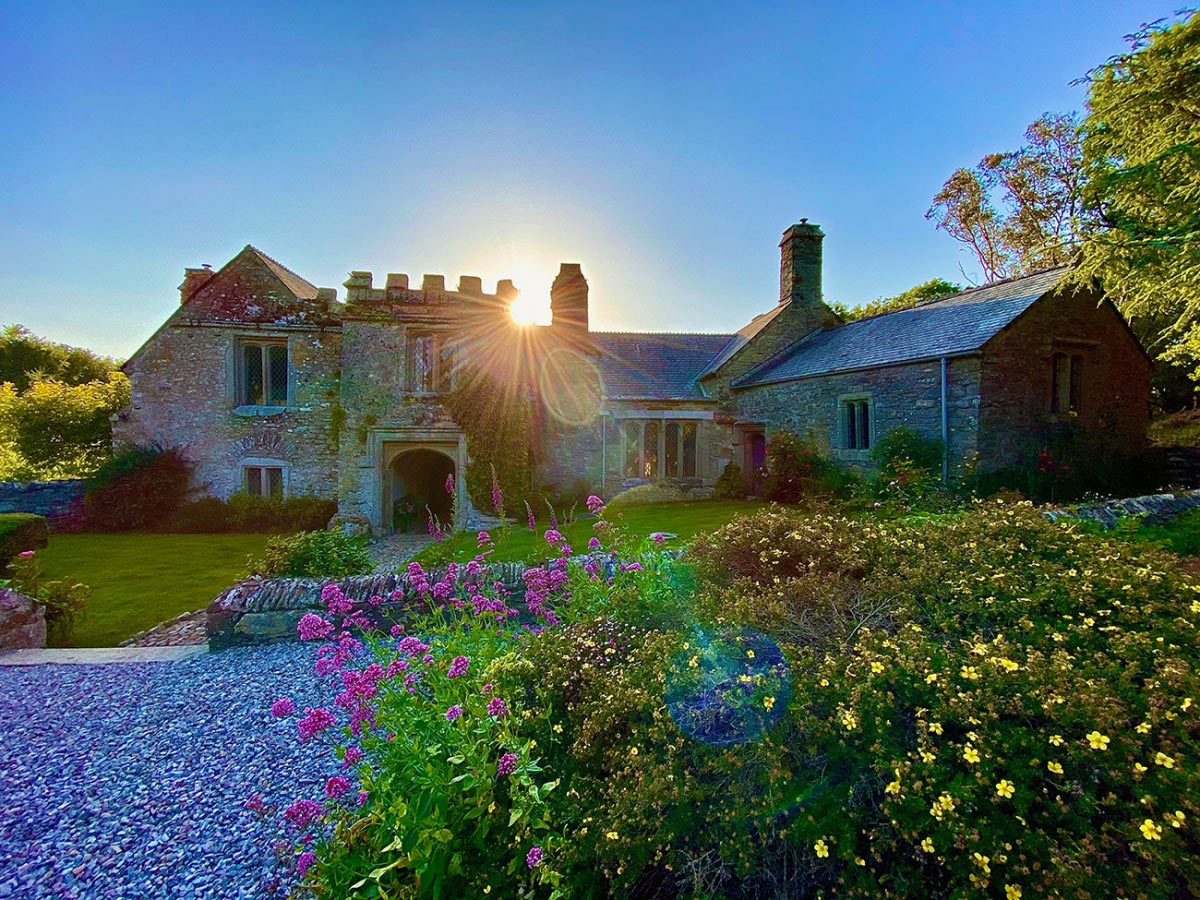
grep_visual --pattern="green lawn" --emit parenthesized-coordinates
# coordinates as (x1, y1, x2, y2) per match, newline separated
(36, 533, 272, 647)
(413, 499, 767, 566)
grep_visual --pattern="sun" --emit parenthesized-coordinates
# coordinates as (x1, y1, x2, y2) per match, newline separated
(504, 268, 553, 326)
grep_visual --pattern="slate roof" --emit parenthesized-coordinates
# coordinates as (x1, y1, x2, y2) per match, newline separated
(697, 303, 787, 378)
(592, 332, 736, 400)
(733, 267, 1070, 388)
(246, 245, 321, 300)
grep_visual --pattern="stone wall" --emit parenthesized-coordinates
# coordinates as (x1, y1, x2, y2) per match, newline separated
(114, 323, 343, 499)
(978, 289, 1152, 469)
(732, 356, 982, 471)
(0, 480, 84, 519)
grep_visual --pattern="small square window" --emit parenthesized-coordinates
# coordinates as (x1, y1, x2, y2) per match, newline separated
(244, 465, 284, 497)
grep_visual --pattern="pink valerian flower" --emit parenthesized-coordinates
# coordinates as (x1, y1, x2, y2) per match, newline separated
(482, 682, 493, 693)
(447, 655, 470, 678)
(586, 494, 604, 514)
(18, 550, 35, 558)
(325, 776, 352, 799)
(297, 613, 334, 642)
(587, 536, 601, 551)
(296, 851, 316, 877)
(477, 530, 491, 547)
(543, 529, 564, 546)
(342, 745, 363, 767)
(385, 658, 410, 678)
(322, 583, 354, 616)
(497, 752, 519, 776)
(297, 707, 335, 742)
(526, 846, 544, 869)
(389, 624, 405, 638)
(271, 697, 295, 718)
(487, 697, 509, 718)
(445, 473, 455, 495)
(445, 705, 464, 721)
(396, 636, 431, 658)
(245, 793, 267, 815)
(368, 594, 384, 607)
(357, 790, 370, 807)
(284, 799, 323, 830)
(621, 562, 643, 572)
(524, 500, 536, 532)
(559, 543, 572, 558)
(652, 533, 667, 545)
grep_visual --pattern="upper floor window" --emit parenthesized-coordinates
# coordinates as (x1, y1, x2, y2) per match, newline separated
(240, 340, 288, 407)
(842, 398, 871, 450)
(1051, 352, 1082, 414)
(406, 332, 454, 393)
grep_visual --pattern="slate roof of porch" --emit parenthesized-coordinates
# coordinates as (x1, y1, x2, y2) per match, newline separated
(592, 332, 735, 400)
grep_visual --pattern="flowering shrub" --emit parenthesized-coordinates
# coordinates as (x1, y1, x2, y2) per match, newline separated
(760, 429, 856, 502)
(246, 530, 372, 578)
(5, 549, 89, 641)
(273, 499, 1200, 899)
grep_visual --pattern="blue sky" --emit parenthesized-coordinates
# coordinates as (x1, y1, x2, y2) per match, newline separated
(0, 0, 1171, 358)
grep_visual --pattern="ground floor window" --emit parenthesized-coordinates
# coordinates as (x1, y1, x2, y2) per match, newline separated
(622, 419, 698, 478)
(244, 465, 284, 497)
(842, 398, 871, 450)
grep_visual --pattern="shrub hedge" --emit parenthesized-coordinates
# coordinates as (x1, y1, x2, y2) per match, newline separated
(0, 512, 48, 571)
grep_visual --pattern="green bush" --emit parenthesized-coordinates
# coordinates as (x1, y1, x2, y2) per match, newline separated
(245, 530, 371, 578)
(83, 446, 193, 531)
(760, 429, 855, 502)
(871, 426, 943, 474)
(0, 512, 48, 571)
(713, 461, 748, 499)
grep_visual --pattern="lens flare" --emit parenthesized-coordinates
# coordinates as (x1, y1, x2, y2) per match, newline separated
(538, 347, 602, 427)
(666, 627, 791, 746)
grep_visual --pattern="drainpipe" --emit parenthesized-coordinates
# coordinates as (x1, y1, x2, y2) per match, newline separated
(600, 412, 608, 497)
(940, 356, 949, 482)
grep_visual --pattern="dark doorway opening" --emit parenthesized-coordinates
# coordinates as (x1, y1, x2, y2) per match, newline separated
(390, 449, 455, 533)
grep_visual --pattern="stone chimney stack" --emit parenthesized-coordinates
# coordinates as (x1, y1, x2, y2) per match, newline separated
(550, 263, 589, 332)
(179, 265, 214, 303)
(779, 220, 823, 307)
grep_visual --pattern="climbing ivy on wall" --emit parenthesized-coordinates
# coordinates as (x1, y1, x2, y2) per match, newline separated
(441, 368, 541, 515)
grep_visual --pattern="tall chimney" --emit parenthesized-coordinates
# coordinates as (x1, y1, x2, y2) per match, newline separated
(550, 263, 588, 332)
(179, 265, 214, 303)
(779, 220, 823, 307)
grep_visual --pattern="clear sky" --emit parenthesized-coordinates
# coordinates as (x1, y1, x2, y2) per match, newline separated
(0, 0, 1172, 359)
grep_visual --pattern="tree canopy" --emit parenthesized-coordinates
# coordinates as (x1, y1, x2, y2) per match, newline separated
(832, 278, 963, 322)
(1070, 13, 1200, 379)
(0, 324, 118, 392)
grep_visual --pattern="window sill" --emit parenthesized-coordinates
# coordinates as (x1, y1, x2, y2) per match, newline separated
(231, 405, 289, 417)
(833, 448, 873, 463)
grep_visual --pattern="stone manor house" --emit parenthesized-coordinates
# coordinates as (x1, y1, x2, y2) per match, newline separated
(115, 222, 1151, 533)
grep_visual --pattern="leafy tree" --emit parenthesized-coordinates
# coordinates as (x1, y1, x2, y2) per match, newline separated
(1071, 13, 1200, 382)
(832, 277, 963, 322)
(926, 112, 1084, 281)
(0, 373, 130, 479)
(0, 325, 117, 392)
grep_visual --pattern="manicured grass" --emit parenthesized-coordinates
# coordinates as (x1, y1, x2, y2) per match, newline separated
(413, 499, 767, 566)
(35, 533, 272, 647)
(1150, 409, 1200, 447)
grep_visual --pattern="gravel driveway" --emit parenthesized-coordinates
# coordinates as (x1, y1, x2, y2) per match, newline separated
(0, 643, 333, 900)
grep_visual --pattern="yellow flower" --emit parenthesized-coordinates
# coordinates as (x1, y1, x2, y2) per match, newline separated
(630, 746, 638, 757)
(998, 658, 1020, 672)
(855, 857, 866, 866)
(995, 779, 1015, 799)
(925, 673, 939, 683)
(820, 678, 829, 687)
(1134, 762, 1148, 774)
(920, 837, 935, 853)
(1183, 698, 1193, 712)
(920, 750, 937, 763)
(960, 665, 980, 681)
(553, 723, 563, 733)
(1047, 760, 1064, 775)
(963, 745, 981, 764)
(1086, 731, 1110, 751)
(1155, 752, 1175, 769)
(1049, 734, 1064, 746)
(1167, 810, 1187, 828)
(1140, 819, 1163, 841)
(929, 722, 943, 735)
(1005, 885, 1022, 900)
(746, 650, 755, 659)
(813, 838, 829, 858)
(885, 777, 901, 795)
(606, 831, 619, 840)
(871, 661, 884, 673)
(1136, 722, 1151, 734)
(763, 695, 776, 711)
(841, 711, 858, 731)
(484, 886, 491, 895)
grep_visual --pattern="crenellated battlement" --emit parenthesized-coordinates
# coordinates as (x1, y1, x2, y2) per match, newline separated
(342, 270, 517, 305)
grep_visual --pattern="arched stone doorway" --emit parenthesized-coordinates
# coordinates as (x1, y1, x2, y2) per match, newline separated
(388, 449, 455, 533)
